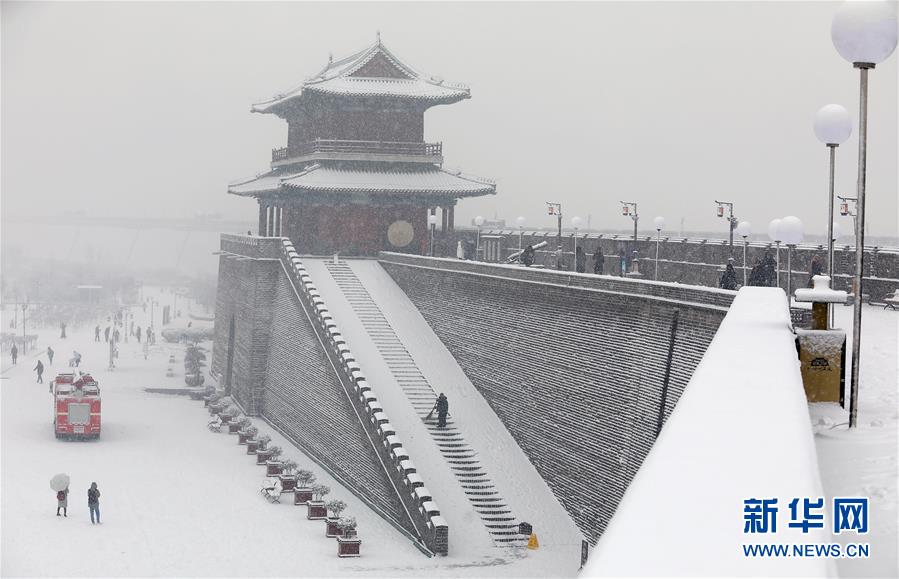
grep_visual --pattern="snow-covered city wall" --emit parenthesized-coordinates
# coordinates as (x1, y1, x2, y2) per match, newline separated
(590, 287, 831, 576)
(379, 253, 728, 544)
(437, 229, 899, 300)
(211, 235, 447, 555)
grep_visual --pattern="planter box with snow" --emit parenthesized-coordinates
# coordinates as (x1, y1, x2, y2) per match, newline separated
(266, 461, 283, 476)
(278, 475, 297, 493)
(337, 536, 361, 558)
(237, 431, 253, 444)
(256, 449, 273, 465)
(246, 440, 260, 455)
(227, 422, 241, 434)
(307, 500, 327, 520)
(294, 487, 313, 505)
(325, 518, 344, 538)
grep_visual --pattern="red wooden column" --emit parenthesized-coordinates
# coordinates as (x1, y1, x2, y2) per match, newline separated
(441, 206, 449, 232)
(447, 205, 455, 231)
(258, 202, 267, 236)
(266, 204, 274, 236)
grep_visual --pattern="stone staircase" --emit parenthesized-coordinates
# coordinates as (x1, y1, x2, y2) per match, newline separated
(324, 260, 524, 546)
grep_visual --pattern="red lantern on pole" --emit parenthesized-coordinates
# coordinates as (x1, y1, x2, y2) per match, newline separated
(840, 202, 849, 216)
(621, 205, 629, 216)
(716, 205, 725, 217)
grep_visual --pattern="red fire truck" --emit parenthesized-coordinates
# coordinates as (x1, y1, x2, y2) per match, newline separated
(53, 372, 101, 439)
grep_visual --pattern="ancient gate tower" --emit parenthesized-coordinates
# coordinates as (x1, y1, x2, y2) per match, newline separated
(229, 37, 496, 255)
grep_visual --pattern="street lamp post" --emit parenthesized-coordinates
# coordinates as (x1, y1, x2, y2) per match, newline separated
(474, 215, 484, 261)
(736, 221, 752, 286)
(516, 216, 526, 254)
(779, 216, 805, 302)
(653, 216, 665, 281)
(620, 201, 638, 271)
(21, 303, 28, 354)
(830, 220, 843, 327)
(571, 216, 582, 266)
(715, 200, 738, 256)
(814, 104, 853, 286)
(428, 213, 438, 257)
(831, 0, 897, 428)
(768, 219, 783, 288)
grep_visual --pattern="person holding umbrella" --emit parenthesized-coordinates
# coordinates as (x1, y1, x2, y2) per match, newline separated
(50, 473, 70, 517)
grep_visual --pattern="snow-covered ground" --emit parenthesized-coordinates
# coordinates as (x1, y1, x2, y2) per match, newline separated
(810, 304, 898, 578)
(0, 287, 576, 577)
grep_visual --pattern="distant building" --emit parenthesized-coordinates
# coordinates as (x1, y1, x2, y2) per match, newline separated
(229, 37, 496, 255)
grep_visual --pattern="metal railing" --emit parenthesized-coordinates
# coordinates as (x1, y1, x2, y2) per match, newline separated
(272, 139, 442, 162)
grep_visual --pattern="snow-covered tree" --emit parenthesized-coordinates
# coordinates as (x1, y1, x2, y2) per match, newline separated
(311, 484, 330, 500)
(326, 499, 347, 519)
(257, 434, 271, 449)
(267, 445, 283, 460)
(296, 470, 316, 487)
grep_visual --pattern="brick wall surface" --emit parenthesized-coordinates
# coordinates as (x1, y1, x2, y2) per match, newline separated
(433, 230, 899, 300)
(380, 255, 726, 544)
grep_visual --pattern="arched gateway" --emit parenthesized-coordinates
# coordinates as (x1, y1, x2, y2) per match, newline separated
(228, 37, 496, 256)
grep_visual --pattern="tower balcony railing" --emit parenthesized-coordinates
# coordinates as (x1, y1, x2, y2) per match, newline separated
(271, 139, 443, 166)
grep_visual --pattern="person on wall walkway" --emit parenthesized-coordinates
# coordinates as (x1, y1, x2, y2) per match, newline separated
(10, 344, 17, 365)
(34, 359, 44, 383)
(593, 248, 604, 275)
(575, 246, 586, 273)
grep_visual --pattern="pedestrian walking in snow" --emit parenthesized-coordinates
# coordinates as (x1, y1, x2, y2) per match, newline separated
(104, 327, 110, 343)
(34, 360, 44, 383)
(719, 262, 738, 290)
(520, 245, 535, 267)
(762, 252, 778, 287)
(95, 326, 101, 342)
(72, 351, 82, 368)
(56, 486, 69, 517)
(136, 326, 142, 343)
(47, 346, 54, 365)
(87, 482, 101, 524)
(434, 393, 449, 428)
(60, 322, 66, 339)
(575, 246, 586, 273)
(10, 344, 18, 365)
(593, 248, 604, 275)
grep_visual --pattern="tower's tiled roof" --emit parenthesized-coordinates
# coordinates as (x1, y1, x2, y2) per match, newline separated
(229, 164, 495, 199)
(251, 39, 470, 114)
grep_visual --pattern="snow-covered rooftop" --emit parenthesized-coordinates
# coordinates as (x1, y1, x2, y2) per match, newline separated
(229, 164, 496, 199)
(251, 39, 470, 114)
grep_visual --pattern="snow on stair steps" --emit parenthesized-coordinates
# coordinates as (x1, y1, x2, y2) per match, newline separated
(324, 259, 527, 548)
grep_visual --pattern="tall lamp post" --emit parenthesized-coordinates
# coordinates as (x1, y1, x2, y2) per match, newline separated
(715, 200, 738, 256)
(830, 220, 843, 327)
(428, 213, 438, 257)
(516, 216, 526, 254)
(831, 0, 897, 428)
(735, 221, 752, 286)
(571, 216, 582, 259)
(779, 216, 805, 303)
(653, 216, 665, 281)
(768, 218, 783, 288)
(813, 104, 853, 284)
(474, 215, 484, 261)
(620, 201, 638, 270)
(21, 303, 28, 354)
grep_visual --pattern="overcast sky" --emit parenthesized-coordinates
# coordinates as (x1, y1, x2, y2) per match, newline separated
(2, 1, 897, 237)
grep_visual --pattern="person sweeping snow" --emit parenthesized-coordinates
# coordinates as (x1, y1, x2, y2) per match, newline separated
(427, 393, 450, 428)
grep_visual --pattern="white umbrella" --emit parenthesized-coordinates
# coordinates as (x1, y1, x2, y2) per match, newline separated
(50, 473, 70, 492)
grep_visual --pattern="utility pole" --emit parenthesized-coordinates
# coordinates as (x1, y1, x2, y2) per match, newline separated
(715, 200, 738, 256)
(546, 202, 563, 250)
(620, 201, 639, 271)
